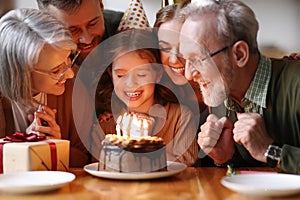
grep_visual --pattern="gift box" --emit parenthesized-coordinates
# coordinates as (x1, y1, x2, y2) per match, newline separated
(0, 139, 70, 174)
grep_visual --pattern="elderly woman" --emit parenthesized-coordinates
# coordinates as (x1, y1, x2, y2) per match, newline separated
(0, 8, 90, 167)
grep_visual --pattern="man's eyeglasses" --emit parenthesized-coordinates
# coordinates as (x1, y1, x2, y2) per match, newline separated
(33, 51, 80, 83)
(188, 41, 236, 68)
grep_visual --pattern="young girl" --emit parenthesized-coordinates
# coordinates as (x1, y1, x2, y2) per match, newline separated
(100, 29, 198, 166)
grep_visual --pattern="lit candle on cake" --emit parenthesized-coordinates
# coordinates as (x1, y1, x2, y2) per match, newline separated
(142, 118, 148, 137)
(116, 112, 154, 139)
(130, 114, 140, 138)
(122, 113, 130, 137)
(116, 115, 122, 136)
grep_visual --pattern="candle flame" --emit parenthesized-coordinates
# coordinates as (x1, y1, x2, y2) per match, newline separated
(116, 112, 151, 138)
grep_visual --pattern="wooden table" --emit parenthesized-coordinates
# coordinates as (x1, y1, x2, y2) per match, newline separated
(1, 167, 300, 200)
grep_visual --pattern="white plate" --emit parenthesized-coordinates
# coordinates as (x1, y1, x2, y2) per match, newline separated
(84, 161, 187, 180)
(0, 171, 75, 194)
(221, 173, 300, 197)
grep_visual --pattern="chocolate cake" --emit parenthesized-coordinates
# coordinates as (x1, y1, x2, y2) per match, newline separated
(98, 112, 167, 172)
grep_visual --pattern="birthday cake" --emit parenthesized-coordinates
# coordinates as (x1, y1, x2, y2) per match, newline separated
(98, 112, 167, 172)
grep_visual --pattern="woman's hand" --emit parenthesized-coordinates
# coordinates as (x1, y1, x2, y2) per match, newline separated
(26, 105, 61, 139)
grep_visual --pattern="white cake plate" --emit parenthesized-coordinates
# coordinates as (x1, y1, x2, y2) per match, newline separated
(0, 171, 75, 194)
(221, 173, 300, 197)
(84, 161, 187, 180)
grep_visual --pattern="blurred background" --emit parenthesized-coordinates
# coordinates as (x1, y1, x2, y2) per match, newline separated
(1, 0, 299, 57)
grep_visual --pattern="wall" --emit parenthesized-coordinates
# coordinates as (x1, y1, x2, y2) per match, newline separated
(0, 0, 15, 16)
(10, 0, 37, 9)
(242, 0, 300, 56)
(6, 0, 300, 55)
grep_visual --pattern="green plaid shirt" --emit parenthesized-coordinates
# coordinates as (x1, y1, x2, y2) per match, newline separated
(225, 54, 271, 117)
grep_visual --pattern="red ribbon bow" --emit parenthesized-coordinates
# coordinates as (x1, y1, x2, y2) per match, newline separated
(4, 132, 46, 142)
(1, 132, 56, 173)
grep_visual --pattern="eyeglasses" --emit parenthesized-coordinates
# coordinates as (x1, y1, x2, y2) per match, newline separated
(187, 41, 236, 68)
(201, 45, 231, 62)
(33, 51, 80, 83)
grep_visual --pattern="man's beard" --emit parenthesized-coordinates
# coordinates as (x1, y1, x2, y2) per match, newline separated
(200, 59, 233, 107)
(201, 81, 227, 107)
(76, 36, 102, 65)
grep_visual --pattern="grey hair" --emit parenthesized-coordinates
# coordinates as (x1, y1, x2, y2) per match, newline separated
(181, 0, 259, 53)
(0, 8, 76, 105)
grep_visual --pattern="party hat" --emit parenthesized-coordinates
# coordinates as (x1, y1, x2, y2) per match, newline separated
(162, 0, 175, 8)
(117, 0, 150, 32)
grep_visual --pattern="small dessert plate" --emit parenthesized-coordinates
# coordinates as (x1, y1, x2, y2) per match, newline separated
(84, 161, 187, 180)
(0, 171, 75, 194)
(221, 173, 300, 197)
